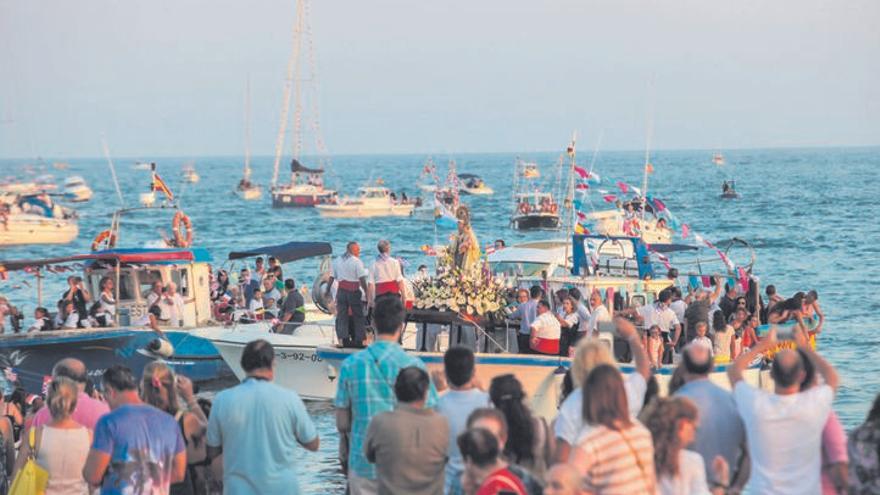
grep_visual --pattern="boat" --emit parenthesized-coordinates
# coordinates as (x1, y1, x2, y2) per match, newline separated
(412, 159, 460, 220)
(582, 207, 673, 244)
(235, 78, 262, 201)
(52, 162, 70, 170)
(0, 194, 79, 246)
(0, 242, 247, 393)
(721, 180, 740, 199)
(269, 0, 337, 208)
(63, 176, 93, 202)
(510, 158, 562, 231)
(182, 164, 199, 184)
(315, 185, 416, 219)
(458, 173, 494, 195)
(133, 161, 153, 171)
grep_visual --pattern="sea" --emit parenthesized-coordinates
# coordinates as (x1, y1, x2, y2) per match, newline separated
(1, 146, 878, 491)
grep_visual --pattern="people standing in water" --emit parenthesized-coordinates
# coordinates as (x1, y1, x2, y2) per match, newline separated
(329, 241, 369, 348)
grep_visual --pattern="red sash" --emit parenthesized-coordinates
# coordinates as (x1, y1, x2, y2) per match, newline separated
(375, 281, 400, 296)
(338, 280, 360, 291)
(531, 337, 560, 355)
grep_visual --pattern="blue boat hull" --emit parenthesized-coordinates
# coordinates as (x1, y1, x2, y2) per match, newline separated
(0, 328, 231, 393)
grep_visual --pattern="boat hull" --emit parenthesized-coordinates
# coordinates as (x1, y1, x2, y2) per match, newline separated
(271, 189, 337, 208)
(460, 187, 493, 196)
(0, 216, 79, 246)
(721, 192, 741, 199)
(0, 326, 233, 393)
(236, 187, 262, 200)
(584, 209, 673, 244)
(64, 188, 93, 202)
(511, 214, 561, 231)
(316, 204, 416, 218)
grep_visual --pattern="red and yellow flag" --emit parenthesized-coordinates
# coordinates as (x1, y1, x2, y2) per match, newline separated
(152, 172, 174, 201)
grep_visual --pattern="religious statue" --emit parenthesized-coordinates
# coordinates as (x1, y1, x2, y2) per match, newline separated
(450, 205, 480, 272)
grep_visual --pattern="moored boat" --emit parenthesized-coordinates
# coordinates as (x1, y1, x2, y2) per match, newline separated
(511, 192, 561, 231)
(271, 160, 336, 207)
(0, 194, 78, 246)
(316, 185, 416, 218)
(721, 179, 741, 199)
(63, 175, 93, 202)
(458, 173, 494, 195)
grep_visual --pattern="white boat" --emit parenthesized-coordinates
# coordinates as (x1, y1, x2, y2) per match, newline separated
(63, 176, 93, 202)
(458, 174, 494, 195)
(583, 208, 673, 244)
(0, 195, 78, 246)
(316, 186, 416, 218)
(140, 192, 156, 207)
(182, 165, 199, 184)
(133, 161, 153, 171)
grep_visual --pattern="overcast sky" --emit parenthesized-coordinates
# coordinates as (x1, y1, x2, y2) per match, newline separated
(0, 0, 877, 159)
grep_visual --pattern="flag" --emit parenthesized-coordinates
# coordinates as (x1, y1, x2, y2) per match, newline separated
(681, 223, 690, 238)
(573, 199, 584, 211)
(603, 194, 617, 203)
(652, 197, 666, 212)
(617, 181, 629, 194)
(574, 223, 589, 235)
(576, 211, 587, 220)
(575, 183, 589, 190)
(152, 172, 174, 201)
(573, 166, 588, 179)
(646, 162, 654, 174)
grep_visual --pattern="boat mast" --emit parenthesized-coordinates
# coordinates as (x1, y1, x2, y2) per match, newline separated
(564, 131, 577, 270)
(290, 0, 306, 182)
(243, 76, 252, 180)
(270, 1, 303, 189)
(641, 82, 655, 221)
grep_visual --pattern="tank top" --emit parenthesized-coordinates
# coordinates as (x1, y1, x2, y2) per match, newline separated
(714, 326, 734, 362)
(35, 426, 91, 495)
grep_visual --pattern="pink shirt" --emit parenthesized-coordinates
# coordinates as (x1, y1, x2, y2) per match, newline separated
(31, 392, 109, 430)
(820, 411, 848, 495)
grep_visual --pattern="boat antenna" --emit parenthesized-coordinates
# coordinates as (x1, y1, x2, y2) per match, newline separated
(587, 130, 603, 176)
(101, 134, 125, 208)
(641, 78, 655, 221)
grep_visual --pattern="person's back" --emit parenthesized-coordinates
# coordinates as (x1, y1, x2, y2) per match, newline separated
(32, 392, 109, 430)
(676, 379, 745, 486)
(92, 403, 184, 494)
(366, 390, 448, 494)
(208, 378, 316, 494)
(36, 425, 91, 494)
(573, 423, 655, 495)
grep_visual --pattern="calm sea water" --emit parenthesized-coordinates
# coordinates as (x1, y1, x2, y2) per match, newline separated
(2, 147, 879, 490)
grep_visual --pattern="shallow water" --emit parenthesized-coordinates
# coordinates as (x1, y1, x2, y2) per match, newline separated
(2, 146, 879, 490)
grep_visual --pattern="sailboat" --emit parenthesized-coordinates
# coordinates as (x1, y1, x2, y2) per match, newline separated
(236, 79, 262, 200)
(269, 0, 337, 208)
(510, 157, 561, 231)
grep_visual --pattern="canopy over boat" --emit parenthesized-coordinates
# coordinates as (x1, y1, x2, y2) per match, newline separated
(570, 234, 697, 280)
(290, 159, 324, 174)
(0, 248, 212, 272)
(228, 241, 332, 263)
(457, 173, 480, 179)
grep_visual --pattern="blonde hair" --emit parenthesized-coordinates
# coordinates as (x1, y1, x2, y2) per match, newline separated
(140, 361, 179, 414)
(47, 376, 79, 420)
(570, 338, 614, 388)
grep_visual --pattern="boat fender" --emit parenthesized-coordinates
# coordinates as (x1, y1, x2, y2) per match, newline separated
(146, 338, 175, 359)
(311, 271, 335, 315)
(172, 211, 193, 248)
(91, 230, 117, 251)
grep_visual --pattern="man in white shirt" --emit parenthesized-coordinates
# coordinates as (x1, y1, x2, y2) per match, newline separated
(586, 291, 611, 335)
(553, 317, 651, 462)
(669, 287, 687, 324)
(369, 240, 404, 304)
(529, 300, 561, 355)
(163, 282, 186, 327)
(510, 285, 542, 354)
(567, 288, 591, 336)
(627, 289, 681, 348)
(328, 241, 369, 347)
(728, 326, 838, 495)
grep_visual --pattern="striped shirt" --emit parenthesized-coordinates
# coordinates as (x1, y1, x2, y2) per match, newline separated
(573, 423, 658, 495)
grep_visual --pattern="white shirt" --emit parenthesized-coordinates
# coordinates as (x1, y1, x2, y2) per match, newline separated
(670, 300, 687, 324)
(587, 304, 611, 333)
(437, 389, 490, 484)
(658, 449, 711, 495)
(556, 373, 647, 447)
(369, 255, 403, 285)
(332, 254, 367, 282)
(248, 298, 264, 316)
(575, 302, 591, 333)
(61, 311, 79, 329)
(638, 303, 680, 334)
(27, 317, 49, 333)
(531, 311, 561, 340)
(734, 382, 833, 495)
(164, 293, 185, 326)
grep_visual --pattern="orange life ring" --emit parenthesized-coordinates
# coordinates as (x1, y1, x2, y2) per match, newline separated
(519, 203, 529, 214)
(91, 230, 117, 251)
(172, 211, 193, 248)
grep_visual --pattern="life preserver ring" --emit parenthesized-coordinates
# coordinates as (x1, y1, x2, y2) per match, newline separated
(519, 203, 529, 214)
(91, 230, 117, 251)
(549, 203, 558, 214)
(172, 211, 193, 248)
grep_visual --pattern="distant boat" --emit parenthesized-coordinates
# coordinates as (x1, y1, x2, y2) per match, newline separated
(182, 164, 200, 184)
(63, 176, 93, 202)
(0, 194, 79, 246)
(712, 153, 726, 166)
(458, 174, 494, 196)
(721, 180, 740, 199)
(52, 161, 70, 170)
(133, 161, 152, 171)
(510, 158, 561, 231)
(315, 184, 416, 219)
(236, 78, 262, 201)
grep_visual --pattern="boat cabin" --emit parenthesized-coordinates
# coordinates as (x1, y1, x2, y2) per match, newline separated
(514, 192, 557, 214)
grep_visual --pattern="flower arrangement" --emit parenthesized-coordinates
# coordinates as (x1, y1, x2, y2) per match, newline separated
(413, 249, 507, 317)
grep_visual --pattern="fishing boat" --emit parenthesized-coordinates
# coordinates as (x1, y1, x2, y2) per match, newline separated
(235, 79, 262, 200)
(269, 0, 337, 208)
(721, 180, 740, 199)
(63, 176, 93, 202)
(0, 195, 78, 246)
(182, 164, 200, 184)
(510, 158, 561, 231)
(315, 185, 416, 219)
(458, 173, 494, 195)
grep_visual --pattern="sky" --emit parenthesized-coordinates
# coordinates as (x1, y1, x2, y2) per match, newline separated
(0, 0, 877, 159)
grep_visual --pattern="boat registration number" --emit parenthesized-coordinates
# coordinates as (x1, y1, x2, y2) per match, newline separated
(276, 351, 322, 363)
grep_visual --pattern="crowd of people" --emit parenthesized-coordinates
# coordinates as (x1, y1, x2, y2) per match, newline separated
(0, 283, 876, 494)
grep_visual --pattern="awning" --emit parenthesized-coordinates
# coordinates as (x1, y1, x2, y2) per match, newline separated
(457, 173, 480, 179)
(0, 248, 208, 272)
(228, 241, 332, 264)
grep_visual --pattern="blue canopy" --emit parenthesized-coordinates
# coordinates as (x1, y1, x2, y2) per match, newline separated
(571, 235, 655, 279)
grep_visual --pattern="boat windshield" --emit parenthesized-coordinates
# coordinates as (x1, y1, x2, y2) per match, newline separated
(490, 261, 551, 278)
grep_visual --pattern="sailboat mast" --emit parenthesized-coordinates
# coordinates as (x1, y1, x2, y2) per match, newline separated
(564, 132, 577, 270)
(290, 0, 306, 183)
(244, 77, 252, 178)
(270, 3, 302, 188)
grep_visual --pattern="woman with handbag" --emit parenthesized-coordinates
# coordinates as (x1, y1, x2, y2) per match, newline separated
(12, 376, 90, 494)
